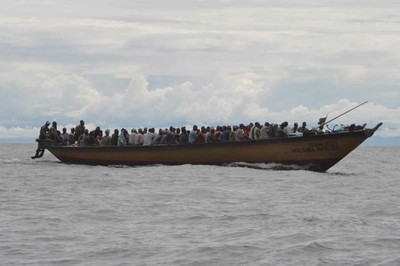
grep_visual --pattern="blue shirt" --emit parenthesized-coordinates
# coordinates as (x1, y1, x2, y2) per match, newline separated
(188, 130, 197, 143)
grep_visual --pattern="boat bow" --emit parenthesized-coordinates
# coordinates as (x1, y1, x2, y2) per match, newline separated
(365, 122, 383, 137)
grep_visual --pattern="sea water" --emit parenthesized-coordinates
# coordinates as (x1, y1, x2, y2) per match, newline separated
(1, 144, 399, 265)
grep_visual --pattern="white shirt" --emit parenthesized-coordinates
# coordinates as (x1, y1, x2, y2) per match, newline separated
(129, 133, 136, 145)
(283, 126, 293, 135)
(143, 132, 155, 146)
(134, 133, 144, 145)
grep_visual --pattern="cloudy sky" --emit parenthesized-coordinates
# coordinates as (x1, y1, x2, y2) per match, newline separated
(1, 0, 399, 144)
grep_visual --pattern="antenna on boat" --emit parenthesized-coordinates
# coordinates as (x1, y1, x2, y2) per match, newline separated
(320, 101, 368, 128)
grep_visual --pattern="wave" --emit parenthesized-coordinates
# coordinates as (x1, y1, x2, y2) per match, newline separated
(0, 158, 22, 164)
(225, 162, 309, 171)
(302, 240, 335, 251)
(107, 164, 165, 169)
(325, 171, 358, 177)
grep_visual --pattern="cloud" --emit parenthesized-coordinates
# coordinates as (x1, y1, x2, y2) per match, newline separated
(0, 1, 399, 142)
(0, 68, 398, 139)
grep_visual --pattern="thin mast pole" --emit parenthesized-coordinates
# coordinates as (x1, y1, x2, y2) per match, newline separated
(322, 101, 368, 126)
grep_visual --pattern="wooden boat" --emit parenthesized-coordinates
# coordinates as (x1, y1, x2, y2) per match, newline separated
(32, 123, 382, 172)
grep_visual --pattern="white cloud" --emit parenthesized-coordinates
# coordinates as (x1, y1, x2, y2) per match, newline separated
(0, 0, 399, 142)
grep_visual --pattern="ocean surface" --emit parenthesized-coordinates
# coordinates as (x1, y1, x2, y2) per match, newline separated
(0, 144, 399, 266)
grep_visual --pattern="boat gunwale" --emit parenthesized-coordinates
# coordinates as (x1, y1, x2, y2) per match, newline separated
(43, 129, 369, 152)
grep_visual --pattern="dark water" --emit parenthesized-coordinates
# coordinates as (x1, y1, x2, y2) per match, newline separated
(1, 144, 399, 265)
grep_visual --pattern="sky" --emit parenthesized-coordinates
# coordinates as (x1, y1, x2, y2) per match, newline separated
(0, 0, 399, 144)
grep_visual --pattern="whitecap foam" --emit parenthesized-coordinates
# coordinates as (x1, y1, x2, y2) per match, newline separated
(0, 158, 22, 164)
(225, 162, 309, 171)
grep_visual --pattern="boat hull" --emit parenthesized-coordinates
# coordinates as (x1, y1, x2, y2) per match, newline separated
(43, 128, 378, 172)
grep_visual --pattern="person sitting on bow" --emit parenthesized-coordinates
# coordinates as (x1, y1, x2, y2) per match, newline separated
(39, 121, 51, 140)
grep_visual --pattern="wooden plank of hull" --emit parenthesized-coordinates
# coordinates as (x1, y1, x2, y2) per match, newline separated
(46, 130, 369, 172)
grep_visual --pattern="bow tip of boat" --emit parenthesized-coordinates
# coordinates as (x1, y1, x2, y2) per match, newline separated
(365, 122, 383, 137)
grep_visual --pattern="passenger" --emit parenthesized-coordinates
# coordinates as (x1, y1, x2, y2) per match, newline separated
(288, 122, 303, 137)
(68, 127, 75, 145)
(204, 127, 212, 143)
(179, 127, 188, 143)
(260, 122, 270, 139)
(242, 125, 250, 140)
(95, 135, 101, 145)
(39, 121, 51, 140)
(111, 129, 119, 146)
(94, 126, 103, 139)
(248, 124, 254, 139)
(118, 129, 127, 146)
(249, 122, 261, 140)
(124, 128, 130, 143)
(74, 120, 85, 141)
(49, 121, 62, 143)
(79, 129, 90, 146)
(165, 126, 177, 144)
(292, 123, 299, 133)
(283, 121, 292, 135)
(100, 129, 111, 146)
(151, 128, 160, 145)
(87, 131, 97, 145)
(206, 128, 216, 143)
(134, 129, 144, 145)
(60, 127, 70, 145)
(143, 128, 156, 146)
(220, 126, 230, 141)
(229, 126, 236, 141)
(318, 117, 327, 130)
(197, 126, 206, 143)
(270, 123, 279, 138)
(298, 122, 309, 133)
(32, 121, 50, 159)
(128, 129, 137, 145)
(188, 125, 198, 143)
(214, 126, 222, 139)
(249, 122, 254, 129)
(277, 123, 288, 138)
(158, 129, 167, 144)
(235, 124, 244, 141)
(175, 128, 181, 143)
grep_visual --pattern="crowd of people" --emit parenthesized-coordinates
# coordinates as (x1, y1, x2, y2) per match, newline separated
(38, 119, 322, 147)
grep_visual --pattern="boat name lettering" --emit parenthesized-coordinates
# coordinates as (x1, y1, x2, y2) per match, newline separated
(292, 141, 339, 153)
